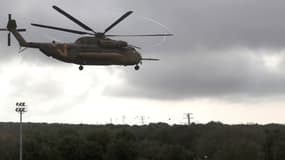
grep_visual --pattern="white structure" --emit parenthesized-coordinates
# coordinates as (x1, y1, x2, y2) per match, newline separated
(15, 102, 27, 160)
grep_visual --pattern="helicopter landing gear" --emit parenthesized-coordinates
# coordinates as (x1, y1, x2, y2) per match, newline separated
(134, 65, 140, 71)
(79, 65, 84, 71)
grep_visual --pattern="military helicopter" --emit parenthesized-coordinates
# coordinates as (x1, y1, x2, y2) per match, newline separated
(0, 6, 172, 70)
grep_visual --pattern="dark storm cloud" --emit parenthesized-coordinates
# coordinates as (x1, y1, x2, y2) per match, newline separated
(116, 0, 285, 51)
(2, 0, 285, 100)
(2, 0, 285, 52)
(100, 0, 285, 100)
(104, 49, 285, 100)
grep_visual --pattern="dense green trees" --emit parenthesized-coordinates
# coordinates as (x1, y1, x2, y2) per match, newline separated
(0, 122, 284, 160)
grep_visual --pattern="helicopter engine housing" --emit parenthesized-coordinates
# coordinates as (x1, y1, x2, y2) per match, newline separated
(98, 39, 128, 48)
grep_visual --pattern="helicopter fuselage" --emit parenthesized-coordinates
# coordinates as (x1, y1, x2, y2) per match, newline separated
(37, 39, 142, 66)
(16, 36, 142, 66)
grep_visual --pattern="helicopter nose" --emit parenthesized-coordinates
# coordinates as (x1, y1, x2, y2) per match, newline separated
(138, 52, 142, 59)
(136, 51, 142, 61)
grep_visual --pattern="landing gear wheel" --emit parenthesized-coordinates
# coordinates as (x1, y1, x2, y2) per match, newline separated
(79, 65, 84, 71)
(134, 65, 140, 71)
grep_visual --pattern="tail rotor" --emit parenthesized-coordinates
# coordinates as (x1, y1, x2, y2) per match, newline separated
(0, 14, 26, 46)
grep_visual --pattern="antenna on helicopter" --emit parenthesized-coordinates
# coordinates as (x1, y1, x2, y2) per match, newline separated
(0, 14, 26, 46)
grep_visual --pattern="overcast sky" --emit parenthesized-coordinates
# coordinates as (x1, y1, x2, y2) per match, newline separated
(0, 0, 285, 125)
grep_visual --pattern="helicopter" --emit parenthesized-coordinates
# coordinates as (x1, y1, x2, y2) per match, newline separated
(0, 6, 172, 70)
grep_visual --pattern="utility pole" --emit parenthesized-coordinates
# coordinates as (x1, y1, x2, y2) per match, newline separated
(15, 102, 27, 160)
(122, 115, 126, 124)
(135, 116, 149, 125)
(186, 113, 193, 125)
(140, 116, 145, 125)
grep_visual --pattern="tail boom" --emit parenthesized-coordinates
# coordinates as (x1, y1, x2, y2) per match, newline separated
(2, 15, 39, 48)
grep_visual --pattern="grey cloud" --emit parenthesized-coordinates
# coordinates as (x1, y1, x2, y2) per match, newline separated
(3, 0, 285, 52)
(117, 0, 285, 51)
(9, 72, 63, 101)
(101, 0, 285, 100)
(104, 49, 285, 100)
(6, 69, 98, 116)
(2, 0, 285, 101)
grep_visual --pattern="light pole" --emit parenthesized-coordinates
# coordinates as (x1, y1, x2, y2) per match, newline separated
(185, 113, 193, 125)
(15, 102, 27, 160)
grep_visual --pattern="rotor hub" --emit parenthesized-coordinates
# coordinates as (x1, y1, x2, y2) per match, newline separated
(95, 32, 105, 38)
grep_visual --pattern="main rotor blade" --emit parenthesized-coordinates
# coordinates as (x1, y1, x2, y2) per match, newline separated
(106, 34, 173, 37)
(31, 23, 93, 35)
(17, 29, 27, 32)
(53, 5, 96, 33)
(104, 11, 133, 34)
(0, 29, 25, 31)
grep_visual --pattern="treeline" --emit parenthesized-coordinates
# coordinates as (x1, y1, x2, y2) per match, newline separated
(0, 122, 284, 160)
